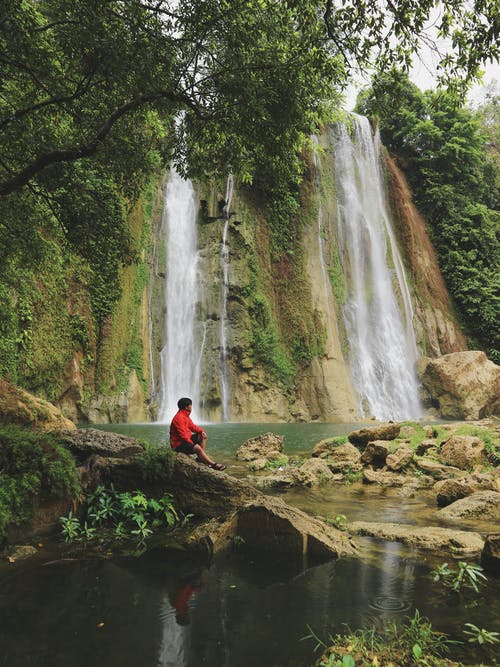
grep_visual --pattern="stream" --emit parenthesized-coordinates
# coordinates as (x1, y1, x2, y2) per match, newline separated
(0, 423, 498, 667)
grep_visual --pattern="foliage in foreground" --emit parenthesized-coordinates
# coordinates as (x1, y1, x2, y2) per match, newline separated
(60, 484, 183, 546)
(0, 426, 80, 540)
(305, 610, 457, 667)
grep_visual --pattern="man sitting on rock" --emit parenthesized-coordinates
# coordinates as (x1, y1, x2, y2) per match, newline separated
(169, 397, 226, 471)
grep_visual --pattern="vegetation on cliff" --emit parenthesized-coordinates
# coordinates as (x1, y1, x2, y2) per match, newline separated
(0, 426, 79, 540)
(357, 72, 499, 361)
(0, 1, 498, 410)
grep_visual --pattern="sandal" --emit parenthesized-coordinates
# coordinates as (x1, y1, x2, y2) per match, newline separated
(209, 462, 227, 471)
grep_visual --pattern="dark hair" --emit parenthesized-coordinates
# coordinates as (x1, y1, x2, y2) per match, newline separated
(177, 397, 192, 410)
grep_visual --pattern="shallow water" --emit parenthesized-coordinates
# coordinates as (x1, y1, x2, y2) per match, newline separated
(1, 543, 499, 667)
(1, 422, 498, 666)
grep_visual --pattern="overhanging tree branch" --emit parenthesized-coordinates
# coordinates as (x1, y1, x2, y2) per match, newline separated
(0, 90, 210, 196)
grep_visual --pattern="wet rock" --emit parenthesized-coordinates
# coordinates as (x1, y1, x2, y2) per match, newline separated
(481, 533, 500, 574)
(415, 458, 463, 480)
(362, 468, 407, 486)
(434, 473, 498, 507)
(386, 446, 414, 471)
(439, 435, 485, 470)
(63, 428, 145, 462)
(436, 490, 500, 521)
(350, 521, 484, 557)
(236, 432, 284, 461)
(348, 423, 400, 447)
(294, 459, 335, 487)
(248, 458, 269, 471)
(416, 439, 437, 455)
(400, 425, 417, 437)
(418, 351, 500, 420)
(5, 545, 38, 561)
(311, 442, 361, 473)
(252, 471, 297, 489)
(360, 441, 389, 466)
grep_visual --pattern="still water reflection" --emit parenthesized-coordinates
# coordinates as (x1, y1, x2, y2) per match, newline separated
(2, 423, 497, 666)
(1, 544, 499, 667)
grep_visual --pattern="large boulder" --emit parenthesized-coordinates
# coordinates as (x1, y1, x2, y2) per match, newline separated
(434, 473, 499, 507)
(415, 458, 463, 480)
(0, 378, 75, 431)
(349, 521, 484, 557)
(482, 533, 500, 574)
(418, 351, 500, 419)
(294, 459, 335, 487)
(235, 432, 284, 461)
(348, 423, 400, 447)
(362, 468, 407, 486)
(360, 440, 389, 466)
(439, 435, 485, 470)
(436, 490, 500, 522)
(312, 441, 361, 473)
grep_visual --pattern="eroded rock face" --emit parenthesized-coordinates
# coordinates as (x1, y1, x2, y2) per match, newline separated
(236, 432, 284, 461)
(386, 447, 414, 471)
(415, 458, 463, 480)
(434, 474, 499, 507)
(311, 441, 361, 473)
(482, 533, 500, 574)
(349, 521, 484, 557)
(418, 351, 500, 420)
(436, 490, 500, 521)
(0, 378, 75, 431)
(439, 435, 485, 470)
(362, 468, 407, 486)
(361, 441, 389, 466)
(293, 459, 335, 487)
(348, 423, 400, 447)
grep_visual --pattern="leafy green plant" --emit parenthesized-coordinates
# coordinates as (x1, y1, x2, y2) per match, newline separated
(343, 467, 363, 485)
(431, 561, 487, 593)
(463, 623, 500, 646)
(265, 455, 289, 470)
(60, 511, 81, 543)
(58, 485, 181, 545)
(304, 610, 455, 666)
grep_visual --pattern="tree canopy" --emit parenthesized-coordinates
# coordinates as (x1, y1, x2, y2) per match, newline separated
(0, 0, 498, 198)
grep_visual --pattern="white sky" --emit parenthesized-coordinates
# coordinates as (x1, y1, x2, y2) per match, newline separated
(343, 6, 499, 111)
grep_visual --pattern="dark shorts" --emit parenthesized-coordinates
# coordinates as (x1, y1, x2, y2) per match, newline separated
(176, 441, 196, 455)
(175, 433, 202, 455)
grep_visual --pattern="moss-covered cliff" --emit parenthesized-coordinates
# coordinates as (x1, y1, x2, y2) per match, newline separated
(0, 173, 166, 424)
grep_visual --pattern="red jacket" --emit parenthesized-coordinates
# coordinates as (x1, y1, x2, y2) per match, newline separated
(169, 409, 205, 449)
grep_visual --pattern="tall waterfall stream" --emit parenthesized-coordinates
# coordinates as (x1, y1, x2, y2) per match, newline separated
(333, 116, 422, 421)
(157, 168, 203, 422)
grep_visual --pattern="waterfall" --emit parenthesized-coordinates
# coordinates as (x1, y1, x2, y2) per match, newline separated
(218, 173, 233, 421)
(333, 115, 422, 421)
(157, 167, 202, 423)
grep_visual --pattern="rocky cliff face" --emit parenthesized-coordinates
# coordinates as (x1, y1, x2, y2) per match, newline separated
(385, 155, 467, 356)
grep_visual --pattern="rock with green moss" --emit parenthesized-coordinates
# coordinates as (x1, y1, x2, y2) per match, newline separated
(0, 378, 75, 432)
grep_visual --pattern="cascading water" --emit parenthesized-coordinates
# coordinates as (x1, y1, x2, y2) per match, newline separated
(218, 173, 233, 421)
(333, 115, 422, 421)
(157, 167, 202, 422)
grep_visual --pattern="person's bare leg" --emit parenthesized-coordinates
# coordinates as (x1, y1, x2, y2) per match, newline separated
(193, 444, 215, 466)
(199, 434, 207, 452)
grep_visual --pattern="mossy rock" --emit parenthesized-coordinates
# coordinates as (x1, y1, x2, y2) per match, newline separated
(0, 379, 75, 432)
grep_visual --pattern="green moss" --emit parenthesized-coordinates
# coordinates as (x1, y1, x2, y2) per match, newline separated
(0, 426, 80, 539)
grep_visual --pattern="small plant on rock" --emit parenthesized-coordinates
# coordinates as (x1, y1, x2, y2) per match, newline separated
(431, 561, 487, 593)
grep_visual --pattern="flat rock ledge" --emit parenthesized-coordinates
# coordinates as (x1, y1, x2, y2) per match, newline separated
(349, 521, 484, 558)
